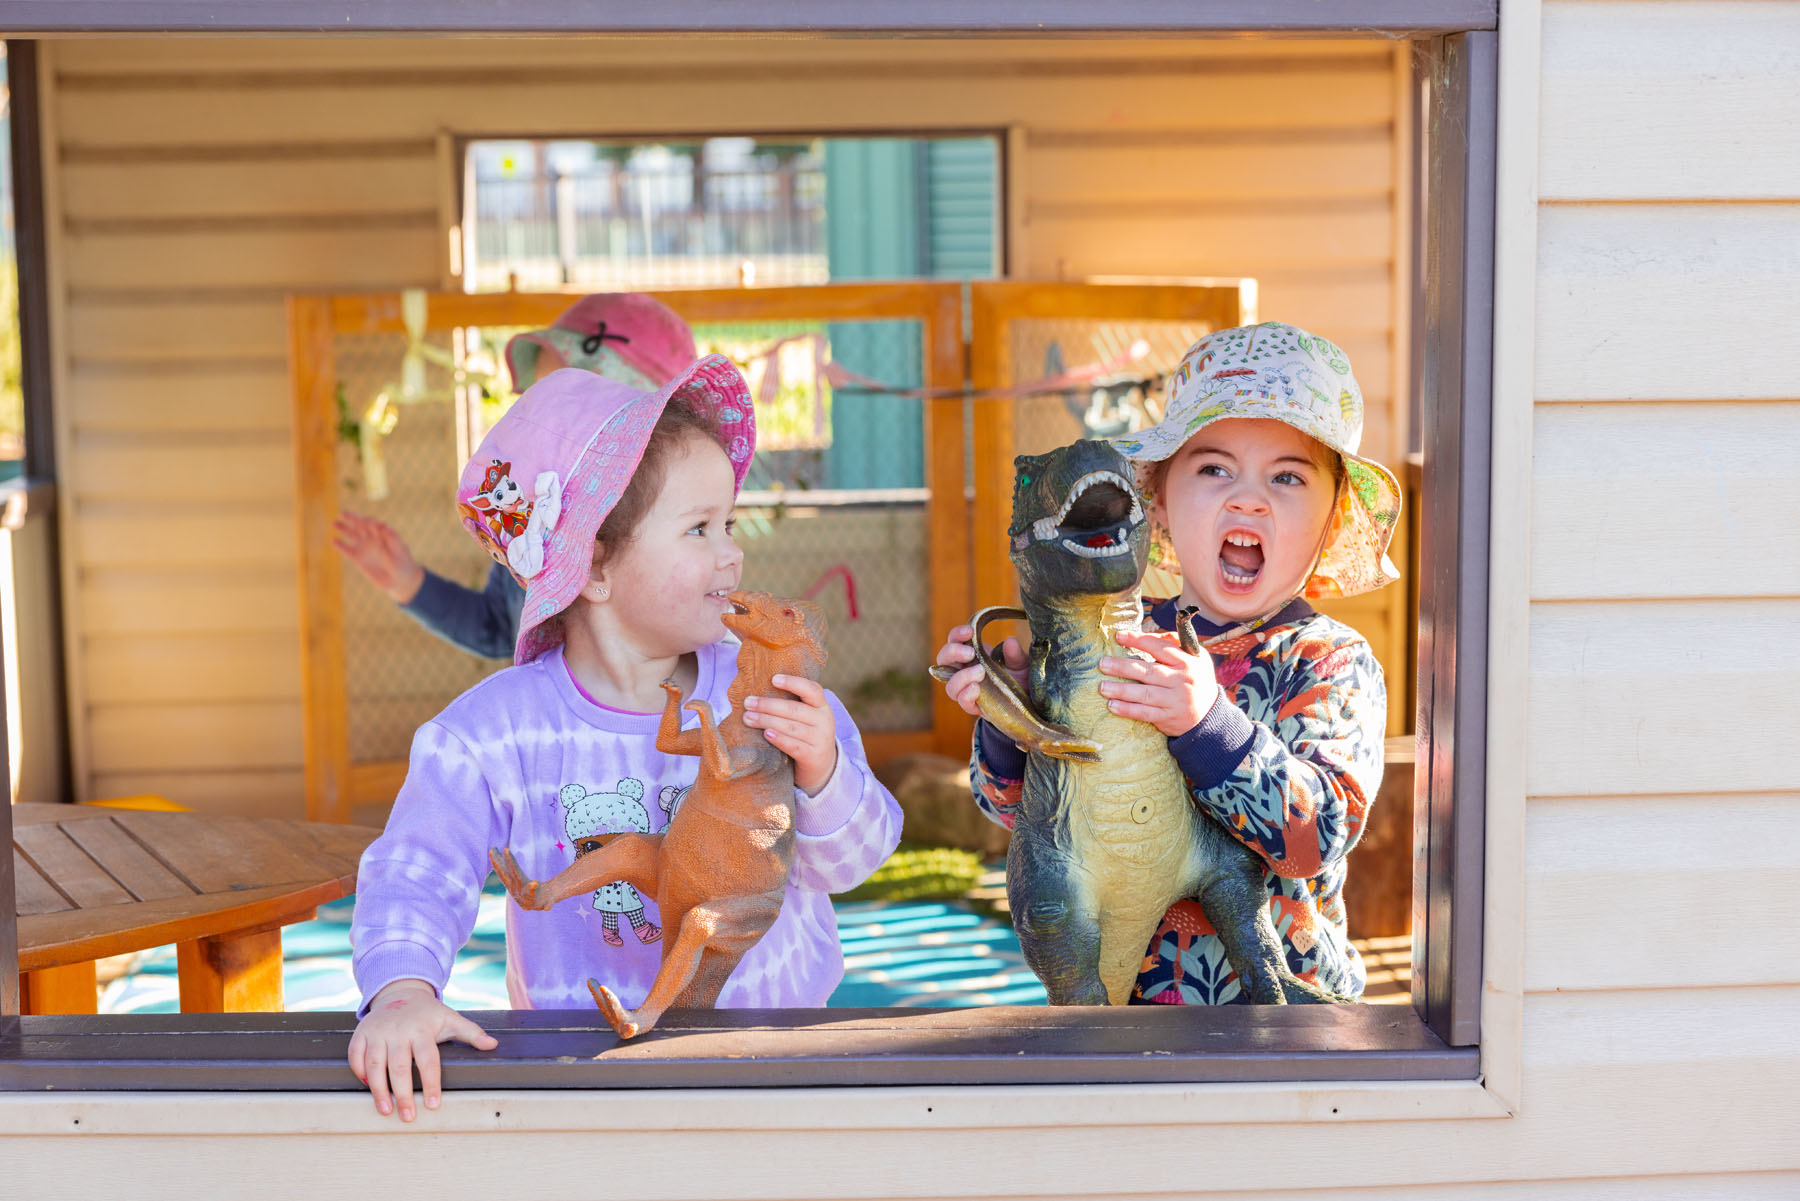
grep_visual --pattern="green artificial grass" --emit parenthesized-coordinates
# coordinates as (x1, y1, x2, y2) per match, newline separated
(838, 844, 992, 903)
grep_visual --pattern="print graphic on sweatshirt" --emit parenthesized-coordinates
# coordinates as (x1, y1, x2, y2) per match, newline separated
(657, 782, 690, 823)
(558, 779, 663, 946)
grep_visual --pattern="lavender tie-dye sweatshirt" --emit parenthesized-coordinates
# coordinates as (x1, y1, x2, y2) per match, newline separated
(350, 641, 903, 1016)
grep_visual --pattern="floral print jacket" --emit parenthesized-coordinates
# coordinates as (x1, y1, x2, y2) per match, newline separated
(970, 597, 1386, 1003)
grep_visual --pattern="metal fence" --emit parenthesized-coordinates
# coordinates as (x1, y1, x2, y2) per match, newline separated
(469, 146, 828, 292)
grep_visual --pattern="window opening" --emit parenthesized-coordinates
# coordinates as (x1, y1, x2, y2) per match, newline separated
(1, 29, 1492, 1089)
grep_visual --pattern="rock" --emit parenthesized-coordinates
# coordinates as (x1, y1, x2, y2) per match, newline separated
(872, 752, 1011, 858)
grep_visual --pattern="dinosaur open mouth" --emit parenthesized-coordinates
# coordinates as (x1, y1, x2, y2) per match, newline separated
(1030, 470, 1143, 559)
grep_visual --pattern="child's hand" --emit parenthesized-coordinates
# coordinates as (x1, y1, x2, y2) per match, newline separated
(332, 511, 426, 604)
(1098, 630, 1221, 738)
(347, 979, 497, 1122)
(934, 624, 1028, 717)
(743, 674, 839, 795)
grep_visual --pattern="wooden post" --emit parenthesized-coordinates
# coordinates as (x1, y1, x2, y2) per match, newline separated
(20, 961, 98, 1015)
(177, 927, 286, 1014)
(922, 283, 976, 759)
(290, 296, 352, 824)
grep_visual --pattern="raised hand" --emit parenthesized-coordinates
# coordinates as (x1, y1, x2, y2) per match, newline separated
(332, 510, 426, 604)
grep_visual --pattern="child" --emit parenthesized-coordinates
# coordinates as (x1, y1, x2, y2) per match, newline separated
(331, 291, 701, 659)
(935, 321, 1398, 1005)
(349, 358, 903, 1119)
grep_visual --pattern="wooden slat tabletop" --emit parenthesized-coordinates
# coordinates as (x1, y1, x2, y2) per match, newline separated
(11, 804, 380, 972)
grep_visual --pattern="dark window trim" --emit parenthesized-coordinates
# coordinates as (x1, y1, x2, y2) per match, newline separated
(0, 23, 1497, 1086)
(0, 2, 1496, 35)
(3, 40, 74, 816)
(1413, 31, 1494, 1046)
(8, 41, 55, 484)
(4, 1008, 1475, 1092)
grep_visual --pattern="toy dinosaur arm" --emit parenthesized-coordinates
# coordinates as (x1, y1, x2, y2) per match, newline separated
(656, 682, 702, 758)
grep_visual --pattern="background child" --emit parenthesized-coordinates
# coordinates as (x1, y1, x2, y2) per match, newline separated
(331, 291, 699, 658)
(349, 358, 903, 1119)
(935, 321, 1398, 1005)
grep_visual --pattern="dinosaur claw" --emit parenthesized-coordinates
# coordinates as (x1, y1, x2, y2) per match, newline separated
(1040, 740, 1103, 764)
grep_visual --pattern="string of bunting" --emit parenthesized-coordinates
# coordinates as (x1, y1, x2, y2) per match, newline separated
(347, 290, 1173, 500)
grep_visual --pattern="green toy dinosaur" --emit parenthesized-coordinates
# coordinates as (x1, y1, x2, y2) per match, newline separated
(934, 438, 1348, 1006)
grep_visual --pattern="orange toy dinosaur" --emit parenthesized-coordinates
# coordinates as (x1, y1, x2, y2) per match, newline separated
(489, 589, 828, 1040)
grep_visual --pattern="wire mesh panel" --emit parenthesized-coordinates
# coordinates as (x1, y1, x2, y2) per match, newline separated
(1007, 318, 1213, 458)
(295, 285, 966, 820)
(326, 315, 933, 781)
(332, 331, 502, 766)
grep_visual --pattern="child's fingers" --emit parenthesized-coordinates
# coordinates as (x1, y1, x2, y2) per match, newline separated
(934, 640, 977, 669)
(744, 694, 828, 723)
(939, 664, 986, 714)
(346, 1030, 368, 1085)
(1116, 630, 1193, 667)
(364, 1043, 394, 1116)
(1104, 697, 1166, 723)
(414, 1037, 444, 1113)
(768, 674, 827, 706)
(1096, 656, 1184, 690)
(1098, 678, 1169, 707)
(997, 637, 1028, 672)
(449, 1013, 498, 1051)
(387, 1044, 418, 1122)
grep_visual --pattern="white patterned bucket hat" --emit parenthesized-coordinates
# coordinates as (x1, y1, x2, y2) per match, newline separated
(1109, 321, 1401, 601)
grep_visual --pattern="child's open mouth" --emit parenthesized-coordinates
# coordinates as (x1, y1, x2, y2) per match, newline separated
(1218, 530, 1265, 593)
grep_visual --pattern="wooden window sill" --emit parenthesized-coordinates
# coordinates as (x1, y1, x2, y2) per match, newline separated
(2, 1004, 1474, 1092)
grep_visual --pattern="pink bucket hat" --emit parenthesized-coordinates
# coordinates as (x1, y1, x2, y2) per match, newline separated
(456, 357, 756, 665)
(504, 292, 698, 393)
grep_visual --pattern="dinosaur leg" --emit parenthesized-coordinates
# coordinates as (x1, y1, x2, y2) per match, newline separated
(1192, 829, 1354, 1005)
(588, 892, 780, 1039)
(1007, 833, 1109, 1006)
(1197, 869, 1290, 1005)
(684, 698, 761, 781)
(1192, 827, 1290, 1005)
(656, 681, 702, 757)
(489, 834, 663, 912)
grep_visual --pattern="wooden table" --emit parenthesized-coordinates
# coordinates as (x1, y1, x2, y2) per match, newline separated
(11, 803, 379, 1015)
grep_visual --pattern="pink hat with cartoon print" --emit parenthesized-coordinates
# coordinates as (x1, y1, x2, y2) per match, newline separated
(457, 358, 756, 665)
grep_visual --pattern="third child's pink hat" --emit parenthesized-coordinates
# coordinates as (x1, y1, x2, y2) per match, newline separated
(456, 358, 756, 665)
(503, 292, 698, 393)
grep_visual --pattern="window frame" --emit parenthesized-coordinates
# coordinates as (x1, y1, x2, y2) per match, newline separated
(0, 9, 1502, 1094)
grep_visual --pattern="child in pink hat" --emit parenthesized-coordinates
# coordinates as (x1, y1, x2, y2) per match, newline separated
(347, 359, 903, 1121)
(331, 291, 700, 659)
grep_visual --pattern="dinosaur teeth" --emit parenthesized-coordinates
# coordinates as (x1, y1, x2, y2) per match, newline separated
(1061, 536, 1133, 559)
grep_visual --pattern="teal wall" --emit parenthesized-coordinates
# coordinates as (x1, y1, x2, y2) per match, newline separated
(822, 137, 996, 490)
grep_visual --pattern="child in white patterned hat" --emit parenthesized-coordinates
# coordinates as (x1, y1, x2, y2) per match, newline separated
(936, 321, 1400, 1004)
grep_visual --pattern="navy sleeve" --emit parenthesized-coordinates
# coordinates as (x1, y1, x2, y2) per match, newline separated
(399, 563, 524, 660)
(1167, 696, 1257, 790)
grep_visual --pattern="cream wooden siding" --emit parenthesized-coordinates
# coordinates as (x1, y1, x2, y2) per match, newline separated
(1516, 0, 1800, 1190)
(42, 36, 1410, 816)
(7, 9, 1800, 1196)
